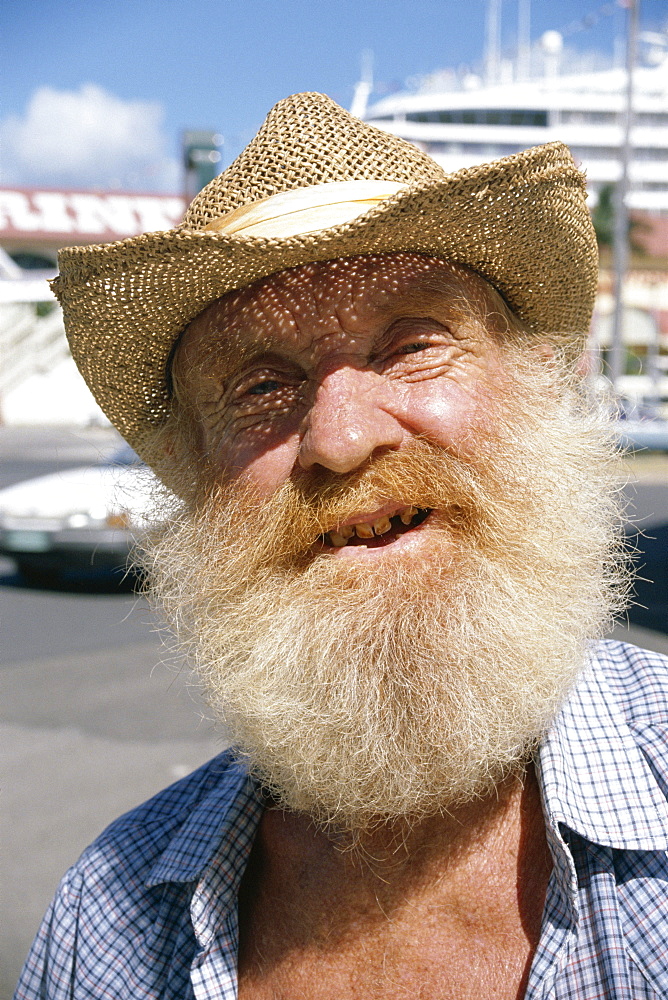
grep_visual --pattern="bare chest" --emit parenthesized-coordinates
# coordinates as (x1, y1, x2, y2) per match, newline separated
(238, 909, 535, 1000)
(237, 777, 550, 1000)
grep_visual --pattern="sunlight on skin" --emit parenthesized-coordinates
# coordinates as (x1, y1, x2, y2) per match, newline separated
(174, 253, 518, 498)
(147, 252, 622, 915)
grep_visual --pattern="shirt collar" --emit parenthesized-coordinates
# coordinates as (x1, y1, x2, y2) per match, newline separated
(146, 639, 668, 893)
(537, 641, 668, 852)
(145, 753, 264, 888)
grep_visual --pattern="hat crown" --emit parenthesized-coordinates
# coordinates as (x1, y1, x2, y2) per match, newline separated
(183, 92, 446, 230)
(51, 91, 597, 468)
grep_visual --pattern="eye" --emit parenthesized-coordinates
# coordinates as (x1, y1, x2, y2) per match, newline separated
(398, 341, 431, 355)
(247, 379, 282, 395)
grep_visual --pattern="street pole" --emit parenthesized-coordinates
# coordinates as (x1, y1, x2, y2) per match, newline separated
(608, 0, 640, 392)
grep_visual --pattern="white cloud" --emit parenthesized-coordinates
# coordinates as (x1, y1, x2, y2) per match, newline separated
(0, 84, 180, 192)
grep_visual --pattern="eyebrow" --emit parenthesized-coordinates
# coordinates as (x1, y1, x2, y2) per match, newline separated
(172, 324, 267, 397)
(172, 270, 490, 397)
(372, 314, 454, 353)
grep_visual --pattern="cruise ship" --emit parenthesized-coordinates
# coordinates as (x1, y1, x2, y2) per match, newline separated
(358, 15, 668, 420)
(360, 22, 668, 215)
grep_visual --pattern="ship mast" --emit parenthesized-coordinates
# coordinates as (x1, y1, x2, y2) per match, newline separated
(608, 0, 640, 394)
(485, 0, 502, 84)
(517, 0, 531, 79)
(350, 49, 373, 119)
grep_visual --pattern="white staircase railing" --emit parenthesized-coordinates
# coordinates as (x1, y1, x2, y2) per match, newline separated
(0, 303, 70, 398)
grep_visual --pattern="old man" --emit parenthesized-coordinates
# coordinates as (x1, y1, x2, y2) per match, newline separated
(15, 93, 668, 999)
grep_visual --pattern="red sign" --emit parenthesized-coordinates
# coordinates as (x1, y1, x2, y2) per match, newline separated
(0, 187, 187, 242)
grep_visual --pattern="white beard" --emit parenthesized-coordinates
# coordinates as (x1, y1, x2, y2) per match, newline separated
(141, 362, 628, 831)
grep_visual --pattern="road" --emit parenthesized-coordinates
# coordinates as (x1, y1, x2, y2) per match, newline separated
(2, 427, 668, 998)
(1, 429, 221, 999)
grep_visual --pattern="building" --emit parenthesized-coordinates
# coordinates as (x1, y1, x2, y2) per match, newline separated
(362, 32, 668, 416)
(0, 187, 185, 425)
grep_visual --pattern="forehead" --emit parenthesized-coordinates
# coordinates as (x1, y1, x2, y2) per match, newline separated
(176, 253, 500, 374)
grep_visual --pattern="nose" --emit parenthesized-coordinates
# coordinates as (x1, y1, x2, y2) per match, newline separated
(298, 367, 404, 474)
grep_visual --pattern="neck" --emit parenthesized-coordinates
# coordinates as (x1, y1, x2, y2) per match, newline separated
(239, 763, 552, 955)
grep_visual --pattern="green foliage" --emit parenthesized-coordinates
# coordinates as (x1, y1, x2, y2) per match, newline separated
(35, 301, 56, 318)
(592, 182, 648, 254)
(592, 184, 615, 247)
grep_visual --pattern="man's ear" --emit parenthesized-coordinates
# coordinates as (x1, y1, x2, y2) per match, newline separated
(573, 351, 592, 378)
(530, 342, 590, 377)
(149, 418, 181, 461)
(530, 343, 556, 363)
(161, 425, 179, 460)
(146, 413, 204, 499)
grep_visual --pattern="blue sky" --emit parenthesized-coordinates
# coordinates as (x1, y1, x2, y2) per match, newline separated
(2, 0, 667, 191)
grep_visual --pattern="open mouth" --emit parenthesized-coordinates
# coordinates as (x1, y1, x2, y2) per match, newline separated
(320, 507, 432, 549)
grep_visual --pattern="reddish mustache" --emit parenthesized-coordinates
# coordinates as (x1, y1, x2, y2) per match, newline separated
(288, 444, 481, 529)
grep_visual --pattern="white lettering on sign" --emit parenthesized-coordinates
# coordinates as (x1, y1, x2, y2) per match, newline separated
(31, 192, 76, 233)
(133, 197, 186, 233)
(0, 191, 42, 232)
(67, 194, 140, 235)
(0, 188, 186, 240)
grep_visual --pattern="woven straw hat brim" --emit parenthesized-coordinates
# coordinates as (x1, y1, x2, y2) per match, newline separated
(53, 142, 597, 465)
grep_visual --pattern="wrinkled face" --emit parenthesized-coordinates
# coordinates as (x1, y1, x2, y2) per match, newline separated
(147, 253, 623, 829)
(174, 253, 516, 557)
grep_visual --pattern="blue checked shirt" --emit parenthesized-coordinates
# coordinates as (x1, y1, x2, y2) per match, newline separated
(14, 639, 668, 999)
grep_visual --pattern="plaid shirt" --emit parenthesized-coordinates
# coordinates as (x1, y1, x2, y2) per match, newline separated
(15, 639, 668, 1000)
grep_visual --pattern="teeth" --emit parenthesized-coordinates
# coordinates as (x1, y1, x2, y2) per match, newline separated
(372, 515, 392, 535)
(354, 522, 375, 539)
(399, 506, 418, 525)
(326, 508, 423, 547)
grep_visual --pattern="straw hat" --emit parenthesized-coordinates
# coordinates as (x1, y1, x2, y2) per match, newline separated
(51, 91, 598, 464)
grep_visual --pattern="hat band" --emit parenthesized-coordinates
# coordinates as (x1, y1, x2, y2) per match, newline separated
(201, 180, 408, 240)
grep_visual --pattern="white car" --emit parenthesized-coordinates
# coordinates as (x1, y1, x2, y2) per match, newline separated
(0, 445, 152, 585)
